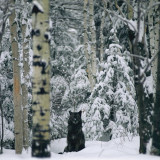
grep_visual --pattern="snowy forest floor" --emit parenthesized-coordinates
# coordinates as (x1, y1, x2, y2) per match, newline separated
(1, 137, 160, 160)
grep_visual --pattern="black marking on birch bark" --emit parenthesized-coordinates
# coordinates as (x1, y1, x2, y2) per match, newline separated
(44, 33, 49, 40)
(31, 29, 35, 37)
(33, 101, 40, 105)
(33, 61, 43, 66)
(40, 107, 45, 116)
(33, 61, 46, 74)
(42, 80, 47, 85)
(31, 29, 40, 37)
(41, 62, 46, 74)
(33, 55, 41, 59)
(32, 2, 44, 14)
(37, 88, 48, 94)
(37, 44, 42, 51)
(32, 139, 50, 157)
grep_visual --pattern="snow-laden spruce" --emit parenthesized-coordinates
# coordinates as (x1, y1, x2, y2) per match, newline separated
(84, 30, 138, 141)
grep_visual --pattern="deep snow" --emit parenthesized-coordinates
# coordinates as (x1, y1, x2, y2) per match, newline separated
(1, 137, 160, 160)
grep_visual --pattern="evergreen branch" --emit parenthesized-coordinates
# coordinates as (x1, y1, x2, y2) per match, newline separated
(104, 8, 137, 32)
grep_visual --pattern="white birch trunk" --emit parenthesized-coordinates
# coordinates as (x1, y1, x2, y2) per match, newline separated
(21, 0, 29, 150)
(84, 0, 93, 90)
(148, 0, 159, 93)
(31, 0, 51, 157)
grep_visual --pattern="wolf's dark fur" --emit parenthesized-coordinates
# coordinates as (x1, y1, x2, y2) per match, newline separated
(64, 111, 85, 152)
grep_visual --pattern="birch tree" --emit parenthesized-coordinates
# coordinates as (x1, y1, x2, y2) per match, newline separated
(21, 0, 30, 150)
(83, 0, 93, 90)
(89, 0, 97, 87)
(31, 0, 51, 157)
(9, 0, 23, 154)
(151, 1, 160, 155)
(148, 0, 159, 97)
(83, 0, 97, 90)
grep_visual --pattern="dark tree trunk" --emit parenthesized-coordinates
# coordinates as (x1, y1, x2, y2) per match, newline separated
(131, 1, 153, 154)
(133, 42, 152, 154)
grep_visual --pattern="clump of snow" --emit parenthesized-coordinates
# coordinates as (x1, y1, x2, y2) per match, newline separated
(109, 44, 122, 50)
(128, 20, 137, 32)
(68, 28, 77, 34)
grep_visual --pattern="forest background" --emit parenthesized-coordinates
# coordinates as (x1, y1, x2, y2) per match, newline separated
(0, 0, 160, 158)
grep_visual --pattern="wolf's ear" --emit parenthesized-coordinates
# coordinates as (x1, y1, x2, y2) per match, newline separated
(69, 111, 72, 115)
(78, 110, 82, 116)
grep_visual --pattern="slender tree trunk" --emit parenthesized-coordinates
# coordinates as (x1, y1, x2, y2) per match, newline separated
(100, 10, 105, 65)
(127, 0, 134, 56)
(151, 10, 160, 155)
(151, 51, 160, 156)
(84, 0, 93, 90)
(0, 85, 4, 154)
(148, 0, 159, 98)
(31, 0, 51, 157)
(21, 0, 29, 150)
(9, 0, 23, 154)
(89, 0, 97, 87)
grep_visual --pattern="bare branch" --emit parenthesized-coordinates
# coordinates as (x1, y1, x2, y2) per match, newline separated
(115, 0, 125, 18)
(110, 51, 146, 60)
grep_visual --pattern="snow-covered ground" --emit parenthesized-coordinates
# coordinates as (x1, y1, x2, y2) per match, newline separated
(1, 137, 160, 160)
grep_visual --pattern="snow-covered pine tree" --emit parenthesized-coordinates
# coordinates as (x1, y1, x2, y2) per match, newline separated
(0, 17, 14, 150)
(49, 0, 86, 139)
(85, 29, 138, 141)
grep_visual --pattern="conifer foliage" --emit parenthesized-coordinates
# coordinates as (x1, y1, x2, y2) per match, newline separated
(85, 29, 138, 141)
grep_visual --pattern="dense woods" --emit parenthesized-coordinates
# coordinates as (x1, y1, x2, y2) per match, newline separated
(0, 0, 160, 158)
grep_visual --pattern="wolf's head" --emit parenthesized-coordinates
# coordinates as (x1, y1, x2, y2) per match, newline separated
(68, 111, 82, 125)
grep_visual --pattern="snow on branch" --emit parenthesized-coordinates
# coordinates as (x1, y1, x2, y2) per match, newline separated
(105, 9, 137, 32)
